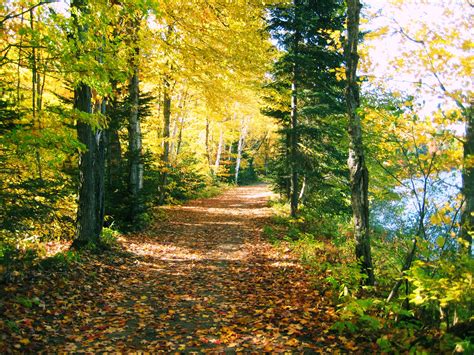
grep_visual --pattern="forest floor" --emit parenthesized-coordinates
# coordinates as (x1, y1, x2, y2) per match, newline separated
(0, 184, 371, 352)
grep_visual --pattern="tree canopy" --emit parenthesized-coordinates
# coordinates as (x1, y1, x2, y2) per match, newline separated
(0, 0, 472, 352)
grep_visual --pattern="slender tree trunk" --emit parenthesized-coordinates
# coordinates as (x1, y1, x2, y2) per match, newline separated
(290, 73, 298, 217)
(128, 55, 143, 224)
(299, 175, 306, 200)
(170, 90, 187, 161)
(264, 139, 270, 176)
(235, 117, 247, 185)
(344, 0, 374, 285)
(106, 82, 122, 191)
(16, 14, 24, 119)
(214, 123, 224, 175)
(461, 108, 473, 255)
(290, 0, 301, 218)
(71, 0, 106, 249)
(170, 117, 178, 162)
(30, 9, 42, 180)
(159, 76, 171, 205)
(205, 117, 212, 169)
(176, 116, 184, 157)
(107, 129, 121, 187)
(285, 130, 291, 200)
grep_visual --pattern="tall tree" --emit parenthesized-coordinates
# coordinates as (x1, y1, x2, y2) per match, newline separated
(266, 0, 346, 217)
(461, 109, 473, 254)
(159, 73, 172, 205)
(344, 0, 374, 285)
(71, 0, 106, 248)
(289, 0, 301, 217)
(127, 16, 143, 225)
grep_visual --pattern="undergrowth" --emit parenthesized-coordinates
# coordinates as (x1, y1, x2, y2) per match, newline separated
(264, 200, 473, 353)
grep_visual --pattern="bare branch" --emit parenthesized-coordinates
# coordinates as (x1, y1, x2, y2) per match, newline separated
(1, 1, 58, 26)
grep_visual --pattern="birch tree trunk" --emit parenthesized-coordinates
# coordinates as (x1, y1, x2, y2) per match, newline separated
(344, 0, 375, 285)
(235, 117, 248, 185)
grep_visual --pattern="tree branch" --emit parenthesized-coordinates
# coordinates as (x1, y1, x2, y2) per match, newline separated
(1, 1, 58, 26)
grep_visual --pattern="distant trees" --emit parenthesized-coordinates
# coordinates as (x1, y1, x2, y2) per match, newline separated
(0, 0, 275, 253)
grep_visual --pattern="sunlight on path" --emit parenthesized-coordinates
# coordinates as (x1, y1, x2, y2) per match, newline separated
(131, 185, 278, 262)
(1, 185, 344, 353)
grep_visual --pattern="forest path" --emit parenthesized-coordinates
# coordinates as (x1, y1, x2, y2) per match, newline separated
(1, 185, 353, 352)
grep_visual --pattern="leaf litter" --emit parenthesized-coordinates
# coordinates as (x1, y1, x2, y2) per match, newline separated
(0, 185, 373, 352)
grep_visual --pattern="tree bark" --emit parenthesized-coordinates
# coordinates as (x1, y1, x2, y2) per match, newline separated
(30, 9, 42, 180)
(235, 117, 247, 185)
(285, 130, 291, 200)
(290, 74, 298, 217)
(461, 108, 473, 255)
(344, 0, 375, 285)
(128, 58, 143, 224)
(290, 0, 301, 218)
(214, 123, 224, 176)
(72, 84, 106, 248)
(170, 90, 187, 161)
(176, 116, 184, 157)
(205, 116, 212, 170)
(106, 82, 121, 191)
(159, 75, 171, 205)
(71, 0, 106, 249)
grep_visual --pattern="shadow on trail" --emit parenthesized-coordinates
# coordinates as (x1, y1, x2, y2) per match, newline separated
(0, 185, 351, 353)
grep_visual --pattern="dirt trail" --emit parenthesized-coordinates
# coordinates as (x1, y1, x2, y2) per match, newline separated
(1, 185, 348, 352)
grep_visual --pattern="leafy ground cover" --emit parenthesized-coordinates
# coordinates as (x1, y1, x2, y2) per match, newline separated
(0, 185, 373, 352)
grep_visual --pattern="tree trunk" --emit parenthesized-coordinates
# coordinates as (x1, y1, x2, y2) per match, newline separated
(128, 60, 143, 224)
(106, 82, 121, 191)
(159, 76, 171, 205)
(176, 116, 184, 157)
(30, 9, 42, 180)
(344, 0, 375, 286)
(290, 72, 299, 217)
(299, 175, 306, 201)
(170, 116, 178, 162)
(72, 84, 106, 248)
(461, 108, 473, 255)
(235, 117, 247, 185)
(170, 90, 187, 161)
(290, 0, 301, 218)
(285, 130, 291, 200)
(205, 117, 212, 169)
(214, 123, 224, 175)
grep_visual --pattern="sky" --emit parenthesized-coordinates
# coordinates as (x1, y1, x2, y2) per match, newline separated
(361, 0, 473, 117)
